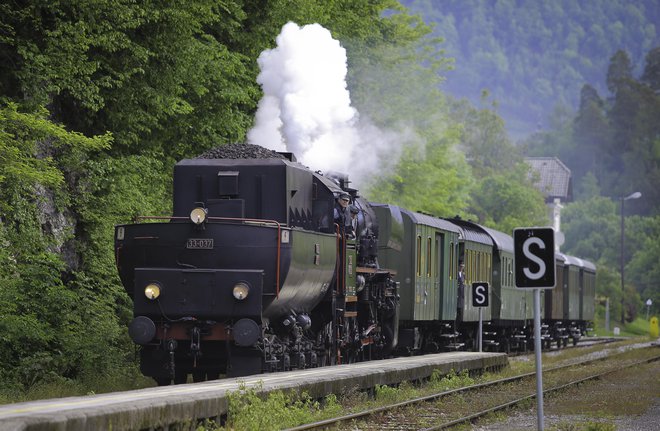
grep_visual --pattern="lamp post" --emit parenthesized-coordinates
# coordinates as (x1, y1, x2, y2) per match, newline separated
(646, 299, 653, 321)
(620, 191, 641, 324)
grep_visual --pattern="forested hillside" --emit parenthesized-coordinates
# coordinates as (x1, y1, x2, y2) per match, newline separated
(403, 0, 660, 138)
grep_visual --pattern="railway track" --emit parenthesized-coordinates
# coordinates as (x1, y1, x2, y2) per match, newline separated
(284, 342, 659, 431)
(0, 337, 627, 430)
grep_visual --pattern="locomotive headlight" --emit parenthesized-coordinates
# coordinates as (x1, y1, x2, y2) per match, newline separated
(144, 283, 161, 300)
(232, 282, 250, 300)
(190, 207, 207, 224)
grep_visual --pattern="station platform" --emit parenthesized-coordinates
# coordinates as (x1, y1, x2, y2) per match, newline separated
(0, 351, 507, 431)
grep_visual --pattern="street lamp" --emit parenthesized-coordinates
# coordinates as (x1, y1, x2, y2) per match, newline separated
(620, 191, 641, 324)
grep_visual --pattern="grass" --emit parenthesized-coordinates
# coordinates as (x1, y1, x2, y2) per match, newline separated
(589, 316, 654, 337)
(203, 382, 343, 431)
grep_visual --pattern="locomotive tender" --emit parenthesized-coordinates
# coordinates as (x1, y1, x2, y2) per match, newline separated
(114, 144, 595, 384)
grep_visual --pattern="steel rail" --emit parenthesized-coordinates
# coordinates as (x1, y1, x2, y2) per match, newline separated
(422, 353, 660, 431)
(284, 348, 660, 431)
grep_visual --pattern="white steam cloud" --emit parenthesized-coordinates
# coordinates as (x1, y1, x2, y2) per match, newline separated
(247, 22, 406, 188)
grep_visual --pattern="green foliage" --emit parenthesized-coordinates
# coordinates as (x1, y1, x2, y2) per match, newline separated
(625, 216, 660, 316)
(0, 103, 111, 211)
(446, 97, 548, 230)
(0, 102, 133, 393)
(0, 236, 126, 391)
(223, 382, 342, 431)
(366, 136, 472, 217)
(624, 317, 652, 336)
(428, 369, 475, 391)
(470, 165, 548, 233)
(560, 199, 657, 322)
(1, 0, 256, 157)
(561, 197, 618, 264)
(451, 95, 520, 174)
(593, 266, 623, 326)
(74, 154, 171, 278)
(374, 383, 400, 404)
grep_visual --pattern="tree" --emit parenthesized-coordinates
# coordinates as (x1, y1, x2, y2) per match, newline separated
(572, 84, 609, 182)
(453, 94, 522, 174)
(626, 216, 660, 303)
(640, 46, 660, 92)
(606, 49, 634, 94)
(560, 197, 619, 265)
(470, 164, 547, 233)
(0, 0, 257, 158)
(367, 134, 473, 218)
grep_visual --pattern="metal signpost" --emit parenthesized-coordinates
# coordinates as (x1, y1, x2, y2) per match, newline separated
(514, 227, 555, 431)
(472, 282, 489, 352)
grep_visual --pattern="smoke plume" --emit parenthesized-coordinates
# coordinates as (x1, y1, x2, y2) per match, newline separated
(247, 22, 405, 188)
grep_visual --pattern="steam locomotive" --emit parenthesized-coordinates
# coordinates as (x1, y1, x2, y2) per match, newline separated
(114, 144, 595, 384)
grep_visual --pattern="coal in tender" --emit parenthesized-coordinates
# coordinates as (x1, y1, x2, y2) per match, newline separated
(197, 143, 287, 160)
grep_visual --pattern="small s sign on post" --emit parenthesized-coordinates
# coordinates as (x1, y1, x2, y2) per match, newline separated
(514, 227, 556, 289)
(472, 282, 489, 307)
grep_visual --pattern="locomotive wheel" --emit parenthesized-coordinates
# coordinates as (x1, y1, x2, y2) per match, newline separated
(544, 339, 551, 350)
(192, 370, 206, 382)
(154, 377, 171, 386)
(501, 338, 511, 354)
(174, 371, 188, 384)
(563, 337, 568, 348)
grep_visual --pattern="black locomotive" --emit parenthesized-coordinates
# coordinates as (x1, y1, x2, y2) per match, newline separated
(114, 146, 398, 382)
(114, 144, 595, 384)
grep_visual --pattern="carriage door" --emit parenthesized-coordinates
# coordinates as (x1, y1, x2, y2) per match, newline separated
(435, 232, 446, 320)
(414, 226, 434, 320)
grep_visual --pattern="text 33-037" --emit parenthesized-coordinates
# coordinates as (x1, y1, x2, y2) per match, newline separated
(186, 238, 214, 249)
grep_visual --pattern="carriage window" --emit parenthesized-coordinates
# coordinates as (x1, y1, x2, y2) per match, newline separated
(468, 250, 474, 284)
(435, 238, 440, 278)
(416, 235, 422, 276)
(465, 251, 469, 283)
(477, 252, 482, 281)
(449, 242, 454, 280)
(427, 237, 432, 277)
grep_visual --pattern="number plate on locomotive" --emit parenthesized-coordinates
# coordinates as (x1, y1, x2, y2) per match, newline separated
(186, 238, 214, 249)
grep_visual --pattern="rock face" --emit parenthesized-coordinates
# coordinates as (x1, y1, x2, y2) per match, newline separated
(196, 143, 286, 160)
(35, 184, 81, 272)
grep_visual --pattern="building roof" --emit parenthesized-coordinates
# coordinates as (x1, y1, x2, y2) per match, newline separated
(525, 157, 572, 202)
